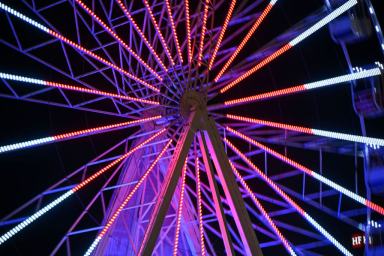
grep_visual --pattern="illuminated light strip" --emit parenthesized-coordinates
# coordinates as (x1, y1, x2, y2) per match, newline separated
(115, 0, 167, 72)
(229, 161, 296, 256)
(219, 0, 358, 93)
(195, 157, 206, 256)
(0, 116, 161, 154)
(197, 0, 210, 66)
(165, 0, 183, 63)
(0, 72, 159, 105)
(0, 2, 159, 92)
(143, 0, 175, 66)
(173, 159, 188, 256)
(0, 129, 165, 245)
(185, 0, 192, 63)
(224, 139, 353, 256)
(226, 127, 384, 216)
(225, 67, 382, 105)
(215, 0, 277, 81)
(83, 139, 173, 256)
(74, 0, 162, 80)
(208, 0, 236, 70)
(226, 114, 384, 147)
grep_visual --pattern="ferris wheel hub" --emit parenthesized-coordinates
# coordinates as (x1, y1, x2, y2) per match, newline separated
(179, 90, 207, 118)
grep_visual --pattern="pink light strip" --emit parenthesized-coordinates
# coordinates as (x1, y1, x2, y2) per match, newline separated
(196, 157, 206, 256)
(185, 0, 192, 63)
(0, 2, 159, 92)
(208, 0, 236, 70)
(215, 0, 277, 81)
(219, 0, 358, 93)
(83, 139, 173, 256)
(229, 161, 296, 256)
(198, 0, 210, 66)
(115, 0, 168, 71)
(173, 158, 188, 256)
(226, 114, 384, 147)
(226, 127, 384, 216)
(0, 72, 159, 105)
(143, 0, 175, 66)
(224, 139, 353, 256)
(165, 0, 183, 63)
(0, 116, 161, 154)
(225, 67, 382, 105)
(0, 129, 166, 245)
(74, 0, 162, 80)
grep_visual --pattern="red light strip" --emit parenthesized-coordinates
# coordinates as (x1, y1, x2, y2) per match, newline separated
(84, 139, 173, 256)
(115, 0, 168, 72)
(226, 114, 384, 147)
(225, 67, 382, 105)
(74, 0, 162, 80)
(165, 0, 183, 63)
(208, 0, 236, 70)
(198, 0, 210, 66)
(0, 72, 159, 105)
(173, 158, 188, 256)
(219, 0, 358, 93)
(185, 0, 193, 63)
(196, 157, 206, 256)
(215, 1, 277, 81)
(226, 127, 384, 216)
(229, 161, 296, 256)
(224, 139, 352, 256)
(143, 0, 175, 66)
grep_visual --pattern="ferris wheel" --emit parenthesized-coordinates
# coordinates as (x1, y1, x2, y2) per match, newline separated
(0, 0, 384, 255)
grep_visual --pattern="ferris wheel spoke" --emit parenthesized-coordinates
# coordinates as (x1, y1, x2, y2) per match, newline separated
(226, 127, 384, 216)
(219, 0, 358, 93)
(0, 128, 166, 245)
(197, 0, 210, 67)
(0, 2, 159, 93)
(226, 114, 384, 148)
(114, 0, 168, 72)
(0, 72, 159, 105)
(229, 160, 297, 256)
(83, 139, 173, 256)
(164, 0, 183, 64)
(224, 139, 353, 256)
(195, 156, 206, 256)
(214, 0, 277, 81)
(73, 0, 162, 80)
(208, 0, 236, 70)
(184, 0, 193, 63)
(143, 0, 175, 66)
(0, 116, 161, 154)
(224, 65, 383, 106)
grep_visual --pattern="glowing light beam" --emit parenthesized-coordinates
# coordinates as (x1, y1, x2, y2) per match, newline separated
(165, 0, 183, 63)
(198, 0, 210, 66)
(196, 157, 206, 256)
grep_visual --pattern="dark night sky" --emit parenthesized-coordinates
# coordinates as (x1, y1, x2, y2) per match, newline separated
(0, 0, 384, 255)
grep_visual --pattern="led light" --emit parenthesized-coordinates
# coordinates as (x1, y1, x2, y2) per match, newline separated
(226, 127, 384, 216)
(143, 0, 175, 66)
(185, 0, 192, 63)
(226, 114, 384, 147)
(225, 67, 382, 105)
(219, 0, 358, 93)
(115, 0, 168, 72)
(0, 2, 159, 92)
(0, 72, 159, 105)
(215, 0, 277, 81)
(74, 0, 162, 80)
(224, 139, 352, 256)
(198, 0, 210, 66)
(230, 161, 296, 256)
(173, 159, 188, 256)
(195, 157, 206, 256)
(208, 0, 236, 70)
(0, 116, 161, 154)
(165, 0, 183, 63)
(83, 140, 173, 256)
(0, 129, 165, 245)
